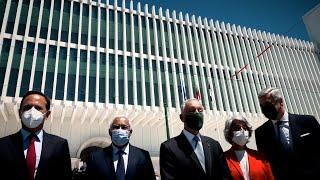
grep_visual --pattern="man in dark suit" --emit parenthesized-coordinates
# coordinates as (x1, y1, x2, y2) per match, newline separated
(160, 98, 232, 180)
(255, 87, 320, 180)
(0, 90, 71, 180)
(86, 116, 156, 180)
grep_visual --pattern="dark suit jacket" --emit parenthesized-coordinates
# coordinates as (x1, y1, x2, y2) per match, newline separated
(255, 113, 320, 180)
(86, 144, 156, 180)
(0, 130, 72, 180)
(160, 132, 232, 180)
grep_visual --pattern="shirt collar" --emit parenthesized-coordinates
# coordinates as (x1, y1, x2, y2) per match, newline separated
(112, 143, 130, 156)
(271, 111, 288, 125)
(183, 129, 201, 144)
(21, 128, 43, 142)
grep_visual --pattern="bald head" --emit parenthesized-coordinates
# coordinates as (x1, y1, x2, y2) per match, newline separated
(109, 116, 131, 130)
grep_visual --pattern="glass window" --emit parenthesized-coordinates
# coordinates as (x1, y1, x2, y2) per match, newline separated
(136, 58, 142, 105)
(78, 50, 87, 101)
(89, 51, 96, 102)
(60, 0, 70, 42)
(71, 2, 80, 44)
(109, 54, 115, 103)
(127, 57, 133, 105)
(44, 45, 57, 99)
(125, 13, 131, 52)
(17, 0, 30, 35)
(100, 7, 106, 48)
(19, 42, 34, 97)
(0, 0, 8, 30)
(119, 55, 124, 104)
(109, 10, 115, 49)
(6, 41, 23, 96)
(50, 0, 61, 40)
(29, 0, 41, 37)
(151, 60, 159, 106)
(67, 48, 77, 100)
(40, 0, 51, 39)
(99, 52, 106, 103)
(91, 5, 98, 46)
(5, 0, 18, 34)
(32, 44, 46, 91)
(81, 4, 89, 45)
(118, 12, 123, 50)
(56, 47, 67, 100)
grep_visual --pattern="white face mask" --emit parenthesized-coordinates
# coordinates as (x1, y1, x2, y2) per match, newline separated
(21, 107, 47, 129)
(232, 129, 249, 146)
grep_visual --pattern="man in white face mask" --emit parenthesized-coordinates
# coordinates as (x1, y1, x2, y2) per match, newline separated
(223, 115, 274, 180)
(0, 90, 71, 180)
(86, 116, 156, 180)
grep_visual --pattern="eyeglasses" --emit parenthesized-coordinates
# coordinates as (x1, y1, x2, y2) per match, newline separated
(111, 124, 130, 130)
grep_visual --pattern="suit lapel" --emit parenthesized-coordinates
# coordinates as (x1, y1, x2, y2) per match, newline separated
(36, 131, 52, 177)
(201, 136, 211, 175)
(288, 114, 299, 151)
(11, 132, 29, 177)
(126, 144, 136, 179)
(103, 146, 116, 178)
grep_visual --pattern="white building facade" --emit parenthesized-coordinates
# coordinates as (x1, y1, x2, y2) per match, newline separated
(0, 0, 320, 157)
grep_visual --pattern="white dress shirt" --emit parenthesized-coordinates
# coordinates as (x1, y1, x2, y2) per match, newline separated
(272, 111, 292, 149)
(112, 144, 130, 173)
(21, 128, 43, 177)
(235, 150, 249, 180)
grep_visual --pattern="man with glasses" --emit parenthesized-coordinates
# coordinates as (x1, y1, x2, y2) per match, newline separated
(160, 98, 232, 180)
(86, 116, 156, 180)
(255, 87, 320, 180)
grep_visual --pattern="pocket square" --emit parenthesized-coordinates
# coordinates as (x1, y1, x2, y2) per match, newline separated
(300, 132, 310, 137)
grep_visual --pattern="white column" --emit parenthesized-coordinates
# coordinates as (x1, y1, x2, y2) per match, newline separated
(1, 0, 25, 97)
(179, 12, 193, 99)
(105, 0, 110, 105)
(15, 0, 35, 98)
(130, 1, 137, 106)
(52, 0, 65, 101)
(41, 0, 55, 93)
(63, 1, 74, 101)
(122, 0, 128, 107)
(145, 4, 155, 108)
(151, 5, 163, 108)
(166, 9, 179, 109)
(29, 0, 45, 91)
(75, 2, 83, 103)
(114, 0, 119, 105)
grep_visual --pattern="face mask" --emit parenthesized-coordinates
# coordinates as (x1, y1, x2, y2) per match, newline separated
(21, 107, 46, 129)
(261, 103, 278, 120)
(185, 112, 204, 131)
(111, 129, 130, 146)
(232, 129, 249, 146)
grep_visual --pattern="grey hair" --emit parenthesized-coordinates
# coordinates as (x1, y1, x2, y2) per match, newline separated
(223, 115, 253, 144)
(258, 87, 283, 102)
(180, 98, 202, 113)
(109, 116, 132, 129)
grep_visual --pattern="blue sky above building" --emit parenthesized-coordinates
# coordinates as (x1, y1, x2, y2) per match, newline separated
(127, 0, 320, 41)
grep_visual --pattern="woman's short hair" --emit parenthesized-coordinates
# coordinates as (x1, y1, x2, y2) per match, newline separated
(224, 115, 253, 144)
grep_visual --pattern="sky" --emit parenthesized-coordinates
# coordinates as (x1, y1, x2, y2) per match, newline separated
(129, 0, 320, 41)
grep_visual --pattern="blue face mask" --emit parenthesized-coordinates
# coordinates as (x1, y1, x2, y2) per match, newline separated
(111, 129, 130, 146)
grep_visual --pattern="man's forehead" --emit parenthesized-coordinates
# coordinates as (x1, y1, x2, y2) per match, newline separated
(112, 117, 129, 124)
(22, 94, 46, 105)
(184, 100, 202, 109)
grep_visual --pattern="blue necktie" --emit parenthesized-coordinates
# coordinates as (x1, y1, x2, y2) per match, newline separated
(116, 150, 125, 180)
(193, 136, 206, 172)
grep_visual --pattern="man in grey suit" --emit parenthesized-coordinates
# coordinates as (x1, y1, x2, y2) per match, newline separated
(160, 98, 232, 180)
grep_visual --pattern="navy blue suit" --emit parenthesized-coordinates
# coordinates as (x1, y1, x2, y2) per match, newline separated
(86, 144, 156, 180)
(160, 132, 232, 180)
(0, 131, 72, 180)
(255, 114, 320, 180)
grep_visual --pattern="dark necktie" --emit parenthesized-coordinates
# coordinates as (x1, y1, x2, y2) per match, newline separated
(115, 150, 125, 180)
(275, 121, 283, 143)
(26, 134, 37, 180)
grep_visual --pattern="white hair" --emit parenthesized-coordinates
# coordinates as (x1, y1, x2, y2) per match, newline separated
(258, 87, 283, 102)
(223, 115, 253, 144)
(109, 116, 132, 129)
(180, 98, 202, 113)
